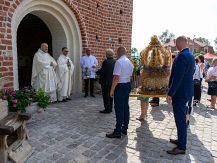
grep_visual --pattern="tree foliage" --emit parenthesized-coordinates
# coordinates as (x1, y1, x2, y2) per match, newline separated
(194, 51, 205, 58)
(195, 37, 210, 45)
(158, 29, 175, 44)
(131, 47, 140, 58)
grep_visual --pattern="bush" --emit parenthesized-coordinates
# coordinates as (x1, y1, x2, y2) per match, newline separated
(1, 87, 35, 112)
(0, 87, 50, 112)
(33, 89, 50, 108)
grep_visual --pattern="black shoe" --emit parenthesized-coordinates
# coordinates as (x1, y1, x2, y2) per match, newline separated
(84, 94, 88, 97)
(51, 101, 58, 104)
(99, 110, 111, 113)
(90, 94, 95, 97)
(106, 132, 121, 138)
(167, 147, 185, 155)
(121, 129, 127, 135)
(62, 99, 67, 102)
(66, 98, 72, 101)
(59, 99, 67, 102)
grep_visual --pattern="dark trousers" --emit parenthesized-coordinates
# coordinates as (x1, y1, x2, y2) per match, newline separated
(172, 97, 189, 150)
(102, 84, 113, 112)
(194, 83, 201, 101)
(151, 97, 159, 104)
(84, 78, 94, 95)
(114, 83, 131, 134)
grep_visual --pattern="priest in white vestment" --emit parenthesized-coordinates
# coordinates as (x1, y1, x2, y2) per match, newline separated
(57, 47, 74, 102)
(31, 43, 59, 102)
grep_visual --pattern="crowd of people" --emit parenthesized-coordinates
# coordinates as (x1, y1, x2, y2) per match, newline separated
(31, 36, 217, 156)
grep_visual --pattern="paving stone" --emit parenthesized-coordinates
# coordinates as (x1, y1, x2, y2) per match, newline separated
(46, 139, 56, 146)
(24, 93, 217, 163)
(97, 148, 110, 156)
(67, 143, 79, 149)
(24, 157, 39, 163)
(35, 144, 49, 152)
(39, 160, 53, 163)
(55, 136, 65, 141)
(105, 153, 119, 161)
(47, 152, 64, 161)
(55, 158, 71, 163)
(90, 145, 103, 151)
(82, 149, 97, 158)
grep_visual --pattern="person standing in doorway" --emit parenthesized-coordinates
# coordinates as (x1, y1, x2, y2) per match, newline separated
(31, 43, 60, 103)
(80, 48, 98, 97)
(166, 36, 195, 155)
(57, 47, 74, 102)
(106, 47, 134, 138)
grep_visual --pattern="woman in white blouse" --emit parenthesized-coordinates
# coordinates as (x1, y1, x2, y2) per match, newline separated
(206, 57, 217, 109)
(198, 55, 205, 78)
(193, 58, 203, 106)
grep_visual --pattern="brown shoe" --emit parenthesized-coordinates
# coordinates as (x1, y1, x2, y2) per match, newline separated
(167, 147, 185, 155)
(169, 139, 178, 145)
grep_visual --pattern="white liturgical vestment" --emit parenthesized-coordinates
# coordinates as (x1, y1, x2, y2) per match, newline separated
(57, 54, 74, 101)
(31, 49, 59, 102)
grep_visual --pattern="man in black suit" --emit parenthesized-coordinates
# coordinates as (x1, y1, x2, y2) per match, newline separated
(97, 49, 116, 113)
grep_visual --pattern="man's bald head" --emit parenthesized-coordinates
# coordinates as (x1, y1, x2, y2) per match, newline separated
(40, 43, 48, 53)
(176, 36, 188, 51)
(117, 47, 126, 58)
(86, 48, 91, 55)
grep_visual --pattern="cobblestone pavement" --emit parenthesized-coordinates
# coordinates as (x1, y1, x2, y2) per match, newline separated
(26, 87, 217, 163)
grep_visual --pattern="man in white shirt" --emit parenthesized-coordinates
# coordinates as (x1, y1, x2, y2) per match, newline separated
(106, 47, 134, 138)
(57, 47, 74, 102)
(80, 48, 98, 97)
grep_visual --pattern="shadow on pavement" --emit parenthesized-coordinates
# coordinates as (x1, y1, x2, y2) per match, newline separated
(135, 121, 214, 163)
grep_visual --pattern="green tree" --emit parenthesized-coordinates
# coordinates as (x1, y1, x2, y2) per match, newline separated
(131, 48, 139, 58)
(193, 51, 205, 58)
(158, 29, 175, 44)
(195, 37, 210, 45)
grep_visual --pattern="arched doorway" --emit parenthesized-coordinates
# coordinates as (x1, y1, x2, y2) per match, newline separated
(11, 0, 83, 93)
(17, 14, 53, 88)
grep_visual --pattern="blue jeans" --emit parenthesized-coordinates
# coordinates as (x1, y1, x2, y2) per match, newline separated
(172, 97, 190, 150)
(114, 83, 131, 134)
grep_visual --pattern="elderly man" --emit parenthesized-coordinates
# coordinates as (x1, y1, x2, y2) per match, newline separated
(31, 43, 59, 102)
(106, 47, 134, 138)
(80, 48, 98, 97)
(97, 49, 116, 113)
(166, 36, 195, 155)
(57, 47, 74, 102)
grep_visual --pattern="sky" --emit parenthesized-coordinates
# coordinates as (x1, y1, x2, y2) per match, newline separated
(132, 0, 217, 52)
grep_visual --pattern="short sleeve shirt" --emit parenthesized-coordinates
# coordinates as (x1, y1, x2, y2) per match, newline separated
(113, 55, 134, 83)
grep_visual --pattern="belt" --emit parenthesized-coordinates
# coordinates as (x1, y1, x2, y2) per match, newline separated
(117, 82, 130, 85)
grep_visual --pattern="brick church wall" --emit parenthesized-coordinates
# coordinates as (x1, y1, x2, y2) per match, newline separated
(0, 0, 133, 90)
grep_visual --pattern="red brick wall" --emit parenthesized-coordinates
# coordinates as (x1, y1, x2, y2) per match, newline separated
(0, 0, 133, 90)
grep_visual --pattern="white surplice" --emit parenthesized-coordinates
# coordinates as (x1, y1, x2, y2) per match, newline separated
(31, 49, 59, 102)
(57, 54, 74, 101)
(80, 54, 98, 79)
